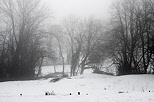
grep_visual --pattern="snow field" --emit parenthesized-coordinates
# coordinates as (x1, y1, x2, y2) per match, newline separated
(0, 65, 154, 102)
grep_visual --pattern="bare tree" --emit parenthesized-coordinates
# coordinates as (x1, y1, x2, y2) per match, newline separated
(62, 16, 104, 75)
(79, 17, 104, 74)
(0, 0, 49, 80)
(50, 25, 65, 76)
(110, 0, 154, 75)
(62, 16, 81, 76)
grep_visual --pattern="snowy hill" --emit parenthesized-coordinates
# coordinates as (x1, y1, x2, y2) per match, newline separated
(0, 66, 154, 102)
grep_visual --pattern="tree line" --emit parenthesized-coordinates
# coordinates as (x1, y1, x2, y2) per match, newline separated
(60, 0, 154, 76)
(58, 0, 154, 76)
(0, 0, 51, 80)
(0, 0, 154, 81)
(109, 0, 154, 75)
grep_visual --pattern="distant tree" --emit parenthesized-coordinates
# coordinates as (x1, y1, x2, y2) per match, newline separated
(49, 25, 65, 76)
(62, 16, 104, 75)
(79, 17, 104, 74)
(62, 16, 82, 76)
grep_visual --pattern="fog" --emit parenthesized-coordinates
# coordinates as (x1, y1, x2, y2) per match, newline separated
(43, 0, 113, 20)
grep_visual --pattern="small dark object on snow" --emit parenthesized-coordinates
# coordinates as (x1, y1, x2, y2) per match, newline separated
(86, 93, 88, 95)
(45, 92, 50, 96)
(20, 94, 22, 96)
(69, 93, 71, 95)
(78, 92, 80, 95)
(104, 88, 106, 90)
(45, 92, 48, 96)
(50, 77, 62, 82)
(149, 90, 150, 92)
(118, 91, 124, 93)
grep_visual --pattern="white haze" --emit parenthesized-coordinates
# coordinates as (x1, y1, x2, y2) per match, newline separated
(43, 0, 114, 21)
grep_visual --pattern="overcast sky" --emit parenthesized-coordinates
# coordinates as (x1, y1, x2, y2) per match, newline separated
(43, 0, 114, 21)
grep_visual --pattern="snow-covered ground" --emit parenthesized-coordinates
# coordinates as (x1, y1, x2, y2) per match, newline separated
(0, 65, 154, 102)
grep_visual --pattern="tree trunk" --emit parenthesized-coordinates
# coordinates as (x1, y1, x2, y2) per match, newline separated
(62, 56, 65, 76)
(36, 57, 44, 78)
(53, 64, 56, 73)
(80, 64, 85, 75)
